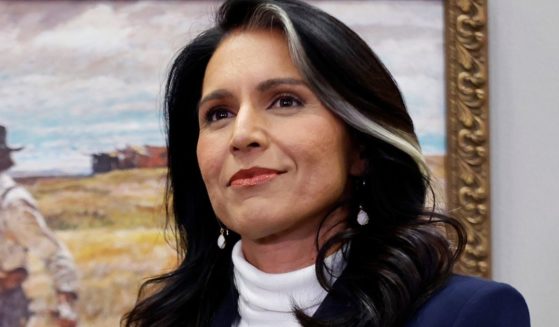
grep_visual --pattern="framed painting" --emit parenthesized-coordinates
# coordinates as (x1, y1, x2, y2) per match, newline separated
(0, 0, 489, 325)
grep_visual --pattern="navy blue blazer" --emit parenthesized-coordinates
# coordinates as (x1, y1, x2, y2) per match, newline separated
(212, 275, 530, 326)
(404, 275, 530, 327)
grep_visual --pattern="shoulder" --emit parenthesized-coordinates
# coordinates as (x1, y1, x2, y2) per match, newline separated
(0, 182, 37, 209)
(406, 275, 530, 327)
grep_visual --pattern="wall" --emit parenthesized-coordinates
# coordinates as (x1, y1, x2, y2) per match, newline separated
(489, 0, 559, 325)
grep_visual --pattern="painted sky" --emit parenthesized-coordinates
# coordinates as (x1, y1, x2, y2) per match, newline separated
(0, 0, 444, 175)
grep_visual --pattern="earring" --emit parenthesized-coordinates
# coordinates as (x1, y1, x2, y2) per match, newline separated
(357, 206, 369, 226)
(217, 227, 229, 249)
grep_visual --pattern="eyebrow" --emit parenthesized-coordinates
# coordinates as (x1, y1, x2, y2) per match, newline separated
(256, 78, 306, 92)
(198, 78, 307, 110)
(198, 89, 233, 110)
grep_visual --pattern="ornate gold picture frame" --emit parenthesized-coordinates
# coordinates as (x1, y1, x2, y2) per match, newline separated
(445, 0, 490, 277)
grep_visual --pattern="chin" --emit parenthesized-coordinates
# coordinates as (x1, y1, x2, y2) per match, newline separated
(233, 220, 278, 240)
(227, 215, 288, 241)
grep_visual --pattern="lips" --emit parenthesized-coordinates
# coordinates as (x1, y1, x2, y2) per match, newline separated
(229, 167, 283, 187)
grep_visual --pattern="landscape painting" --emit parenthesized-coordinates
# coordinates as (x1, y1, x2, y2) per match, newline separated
(0, 1, 445, 325)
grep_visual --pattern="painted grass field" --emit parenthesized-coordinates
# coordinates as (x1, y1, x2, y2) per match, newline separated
(19, 168, 176, 327)
(21, 168, 169, 230)
(16, 156, 444, 326)
(26, 228, 176, 327)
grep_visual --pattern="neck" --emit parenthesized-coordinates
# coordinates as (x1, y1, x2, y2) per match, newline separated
(241, 205, 349, 273)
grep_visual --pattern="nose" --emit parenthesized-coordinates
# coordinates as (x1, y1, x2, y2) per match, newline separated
(229, 104, 269, 154)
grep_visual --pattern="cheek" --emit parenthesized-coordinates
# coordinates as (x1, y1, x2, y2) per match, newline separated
(306, 146, 348, 192)
(197, 138, 228, 218)
(289, 121, 351, 194)
(305, 118, 351, 167)
(196, 137, 225, 186)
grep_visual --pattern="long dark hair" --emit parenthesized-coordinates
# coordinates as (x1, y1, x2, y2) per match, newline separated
(123, 1, 465, 326)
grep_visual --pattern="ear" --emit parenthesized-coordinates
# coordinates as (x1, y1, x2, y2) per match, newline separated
(349, 145, 367, 176)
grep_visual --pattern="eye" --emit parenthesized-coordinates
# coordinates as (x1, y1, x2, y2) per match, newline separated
(270, 94, 303, 109)
(206, 108, 234, 122)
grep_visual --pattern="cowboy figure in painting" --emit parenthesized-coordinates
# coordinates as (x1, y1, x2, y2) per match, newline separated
(0, 125, 78, 327)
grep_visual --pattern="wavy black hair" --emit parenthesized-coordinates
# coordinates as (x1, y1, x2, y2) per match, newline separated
(123, 1, 466, 326)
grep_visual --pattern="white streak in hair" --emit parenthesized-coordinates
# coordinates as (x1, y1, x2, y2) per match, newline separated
(248, 3, 429, 176)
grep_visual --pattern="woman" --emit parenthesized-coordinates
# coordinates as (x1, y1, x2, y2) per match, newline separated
(123, 0, 529, 326)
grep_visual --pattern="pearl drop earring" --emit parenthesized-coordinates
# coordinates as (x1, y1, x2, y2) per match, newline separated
(357, 207, 369, 226)
(217, 227, 229, 249)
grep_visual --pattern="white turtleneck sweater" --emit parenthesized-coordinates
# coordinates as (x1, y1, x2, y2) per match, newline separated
(231, 240, 347, 327)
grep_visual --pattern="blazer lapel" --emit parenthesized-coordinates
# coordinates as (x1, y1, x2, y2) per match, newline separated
(312, 276, 354, 320)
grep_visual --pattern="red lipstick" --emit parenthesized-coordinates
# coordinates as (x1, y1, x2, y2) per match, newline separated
(229, 167, 282, 187)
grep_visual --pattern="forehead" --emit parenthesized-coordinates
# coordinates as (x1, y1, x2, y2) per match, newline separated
(202, 29, 301, 92)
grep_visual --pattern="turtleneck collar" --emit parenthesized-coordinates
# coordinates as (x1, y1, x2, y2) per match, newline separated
(232, 240, 347, 326)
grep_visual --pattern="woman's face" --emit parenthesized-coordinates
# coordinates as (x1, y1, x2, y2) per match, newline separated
(197, 29, 363, 241)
